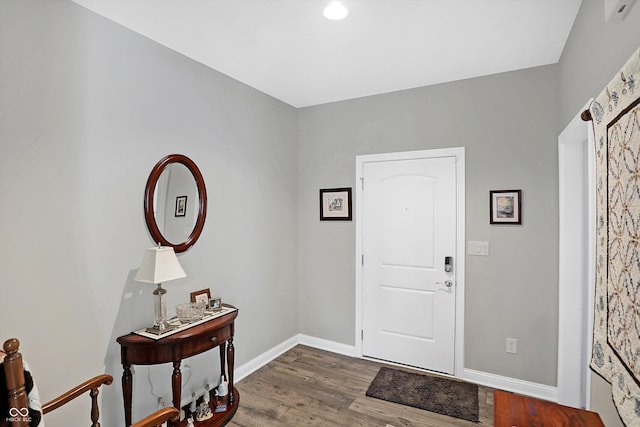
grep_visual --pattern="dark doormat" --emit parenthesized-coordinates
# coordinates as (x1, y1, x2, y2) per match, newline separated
(365, 367, 479, 423)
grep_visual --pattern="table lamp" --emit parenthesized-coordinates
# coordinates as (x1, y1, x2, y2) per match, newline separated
(134, 246, 186, 334)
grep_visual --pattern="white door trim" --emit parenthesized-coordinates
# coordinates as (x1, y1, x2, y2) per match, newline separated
(557, 100, 595, 409)
(355, 147, 466, 377)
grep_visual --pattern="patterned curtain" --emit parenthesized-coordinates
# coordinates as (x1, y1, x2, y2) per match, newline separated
(589, 46, 640, 427)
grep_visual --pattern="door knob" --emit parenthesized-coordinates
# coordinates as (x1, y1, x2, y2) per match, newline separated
(444, 280, 453, 287)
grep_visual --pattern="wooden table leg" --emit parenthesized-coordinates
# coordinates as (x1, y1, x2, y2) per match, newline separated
(219, 342, 226, 382)
(227, 337, 234, 407)
(122, 363, 132, 426)
(170, 360, 182, 427)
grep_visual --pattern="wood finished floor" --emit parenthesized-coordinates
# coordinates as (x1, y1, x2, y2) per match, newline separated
(229, 345, 494, 427)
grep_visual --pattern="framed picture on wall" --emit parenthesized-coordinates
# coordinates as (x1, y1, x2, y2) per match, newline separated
(320, 187, 352, 221)
(175, 195, 187, 217)
(490, 190, 522, 224)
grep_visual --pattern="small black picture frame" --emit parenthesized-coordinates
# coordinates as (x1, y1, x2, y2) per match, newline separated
(175, 195, 187, 217)
(209, 297, 222, 311)
(490, 190, 522, 224)
(320, 188, 352, 221)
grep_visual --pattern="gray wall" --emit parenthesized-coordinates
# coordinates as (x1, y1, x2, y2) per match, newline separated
(2, 0, 639, 425)
(558, 1, 640, 426)
(297, 65, 561, 386)
(0, 1, 298, 425)
(560, 1, 640, 126)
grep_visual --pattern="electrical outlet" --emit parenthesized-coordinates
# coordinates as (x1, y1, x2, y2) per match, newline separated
(506, 338, 518, 354)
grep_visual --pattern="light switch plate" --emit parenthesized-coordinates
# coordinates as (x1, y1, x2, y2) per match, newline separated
(468, 241, 489, 256)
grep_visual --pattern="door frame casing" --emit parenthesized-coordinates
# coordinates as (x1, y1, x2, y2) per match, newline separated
(355, 147, 466, 377)
(557, 100, 595, 408)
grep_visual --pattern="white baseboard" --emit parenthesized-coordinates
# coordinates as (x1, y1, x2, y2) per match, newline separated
(463, 368, 558, 402)
(233, 335, 556, 403)
(297, 334, 357, 357)
(234, 333, 357, 384)
(234, 335, 299, 382)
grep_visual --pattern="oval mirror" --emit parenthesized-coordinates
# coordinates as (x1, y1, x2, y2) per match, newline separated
(143, 154, 207, 253)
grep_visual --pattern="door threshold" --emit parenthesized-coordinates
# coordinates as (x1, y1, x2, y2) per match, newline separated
(361, 355, 459, 379)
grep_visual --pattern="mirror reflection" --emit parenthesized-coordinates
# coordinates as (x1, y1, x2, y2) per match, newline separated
(153, 163, 199, 245)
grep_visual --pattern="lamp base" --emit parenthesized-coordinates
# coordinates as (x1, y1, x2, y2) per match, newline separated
(145, 323, 178, 335)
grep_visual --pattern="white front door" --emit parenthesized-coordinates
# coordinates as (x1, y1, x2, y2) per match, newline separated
(361, 155, 458, 374)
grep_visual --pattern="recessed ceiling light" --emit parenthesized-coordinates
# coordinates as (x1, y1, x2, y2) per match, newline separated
(323, 1, 349, 20)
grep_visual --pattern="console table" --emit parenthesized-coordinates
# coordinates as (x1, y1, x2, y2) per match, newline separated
(117, 305, 239, 427)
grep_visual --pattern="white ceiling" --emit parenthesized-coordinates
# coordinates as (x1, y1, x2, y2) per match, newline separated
(70, 0, 582, 108)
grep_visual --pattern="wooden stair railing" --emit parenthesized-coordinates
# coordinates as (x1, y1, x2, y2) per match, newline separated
(130, 407, 180, 427)
(3, 338, 178, 427)
(41, 373, 113, 425)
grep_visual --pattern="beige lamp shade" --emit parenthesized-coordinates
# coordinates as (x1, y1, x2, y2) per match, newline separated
(134, 246, 186, 284)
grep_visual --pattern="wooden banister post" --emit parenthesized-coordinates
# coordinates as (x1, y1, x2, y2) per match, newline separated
(3, 338, 30, 427)
(90, 386, 101, 427)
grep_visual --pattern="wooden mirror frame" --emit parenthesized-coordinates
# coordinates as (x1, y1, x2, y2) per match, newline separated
(143, 154, 207, 253)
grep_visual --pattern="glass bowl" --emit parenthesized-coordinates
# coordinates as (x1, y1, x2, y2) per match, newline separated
(175, 302, 206, 323)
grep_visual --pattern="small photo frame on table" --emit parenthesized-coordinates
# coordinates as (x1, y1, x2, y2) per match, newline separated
(319, 187, 352, 221)
(209, 297, 222, 311)
(175, 195, 187, 217)
(190, 288, 211, 305)
(490, 190, 522, 225)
